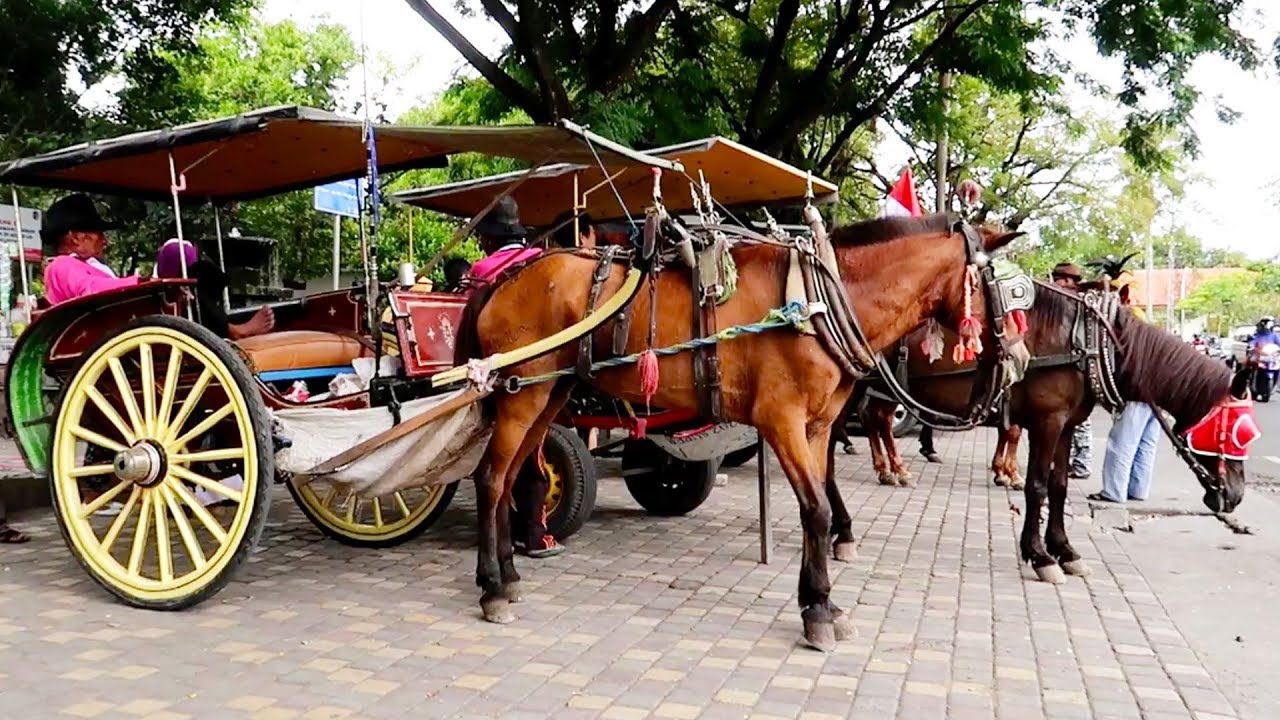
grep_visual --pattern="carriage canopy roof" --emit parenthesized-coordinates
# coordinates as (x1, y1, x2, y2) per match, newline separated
(390, 135, 839, 226)
(0, 105, 680, 203)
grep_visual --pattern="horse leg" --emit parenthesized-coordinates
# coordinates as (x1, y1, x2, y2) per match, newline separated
(883, 419, 913, 488)
(475, 384, 558, 623)
(1047, 424, 1088, 576)
(1005, 425, 1025, 490)
(759, 417, 837, 652)
(811, 425, 854, 641)
(1022, 417, 1066, 584)
(992, 428, 1010, 487)
(860, 405, 896, 486)
(824, 434, 858, 563)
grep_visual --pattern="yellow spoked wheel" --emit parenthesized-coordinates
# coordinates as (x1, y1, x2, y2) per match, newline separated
(50, 316, 272, 610)
(513, 424, 596, 540)
(286, 479, 457, 548)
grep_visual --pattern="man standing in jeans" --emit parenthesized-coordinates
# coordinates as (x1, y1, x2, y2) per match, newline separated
(1050, 262, 1093, 478)
(1091, 279, 1160, 503)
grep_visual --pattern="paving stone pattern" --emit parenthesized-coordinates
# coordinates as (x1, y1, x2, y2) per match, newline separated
(0, 429, 1241, 719)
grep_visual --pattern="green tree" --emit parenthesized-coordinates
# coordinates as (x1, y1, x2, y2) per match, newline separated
(408, 0, 1264, 173)
(1178, 271, 1275, 334)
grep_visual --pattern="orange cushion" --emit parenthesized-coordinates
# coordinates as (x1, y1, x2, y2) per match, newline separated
(235, 331, 371, 373)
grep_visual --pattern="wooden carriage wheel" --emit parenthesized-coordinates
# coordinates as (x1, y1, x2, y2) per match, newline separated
(50, 317, 272, 610)
(286, 480, 457, 548)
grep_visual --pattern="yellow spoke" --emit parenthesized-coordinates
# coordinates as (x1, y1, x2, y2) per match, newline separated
(167, 480, 227, 543)
(127, 491, 153, 576)
(321, 485, 338, 509)
(100, 486, 140, 554)
(170, 465, 244, 504)
(78, 479, 131, 519)
(108, 357, 146, 438)
(167, 403, 236, 452)
(153, 487, 173, 582)
(164, 368, 212, 444)
(345, 494, 357, 524)
(156, 346, 184, 438)
(140, 343, 157, 436)
(171, 447, 246, 464)
(68, 463, 115, 479)
(70, 425, 126, 454)
(372, 497, 384, 527)
(394, 492, 411, 518)
(161, 485, 207, 570)
(85, 387, 136, 446)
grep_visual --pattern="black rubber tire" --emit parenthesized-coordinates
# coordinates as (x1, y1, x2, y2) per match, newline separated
(515, 424, 597, 540)
(49, 314, 273, 611)
(286, 478, 458, 548)
(621, 439, 718, 517)
(720, 443, 758, 468)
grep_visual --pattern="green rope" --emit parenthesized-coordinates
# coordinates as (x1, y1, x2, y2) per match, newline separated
(509, 300, 814, 389)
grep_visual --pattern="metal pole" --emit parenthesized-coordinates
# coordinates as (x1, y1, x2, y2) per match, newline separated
(1144, 235, 1154, 320)
(935, 71, 952, 212)
(213, 205, 230, 313)
(757, 439, 772, 564)
(332, 214, 342, 291)
(10, 188, 31, 324)
(1166, 242, 1175, 332)
(167, 154, 189, 281)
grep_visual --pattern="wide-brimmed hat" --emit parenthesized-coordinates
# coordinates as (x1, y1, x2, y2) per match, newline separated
(1050, 262, 1082, 281)
(474, 195, 526, 239)
(40, 194, 119, 247)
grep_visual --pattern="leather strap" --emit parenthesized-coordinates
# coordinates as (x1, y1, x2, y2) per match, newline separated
(577, 246, 620, 379)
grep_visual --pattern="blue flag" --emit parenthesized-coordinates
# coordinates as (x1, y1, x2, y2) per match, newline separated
(365, 123, 381, 228)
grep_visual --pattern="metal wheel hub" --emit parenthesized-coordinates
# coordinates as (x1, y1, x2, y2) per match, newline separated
(113, 442, 165, 486)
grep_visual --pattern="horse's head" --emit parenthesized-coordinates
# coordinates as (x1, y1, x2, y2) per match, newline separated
(1185, 368, 1255, 513)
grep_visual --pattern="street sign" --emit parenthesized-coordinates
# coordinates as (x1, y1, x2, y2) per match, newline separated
(0, 204, 42, 253)
(313, 179, 363, 219)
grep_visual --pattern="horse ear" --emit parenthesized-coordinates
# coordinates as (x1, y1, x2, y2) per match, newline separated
(981, 230, 1025, 253)
(1231, 367, 1252, 399)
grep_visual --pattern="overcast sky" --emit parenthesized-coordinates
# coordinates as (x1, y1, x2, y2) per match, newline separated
(263, 0, 1280, 260)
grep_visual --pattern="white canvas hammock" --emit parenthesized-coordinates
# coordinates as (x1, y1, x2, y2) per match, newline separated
(273, 388, 490, 498)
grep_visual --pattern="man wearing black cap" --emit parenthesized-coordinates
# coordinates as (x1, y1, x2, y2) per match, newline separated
(41, 194, 141, 305)
(1050, 261, 1092, 478)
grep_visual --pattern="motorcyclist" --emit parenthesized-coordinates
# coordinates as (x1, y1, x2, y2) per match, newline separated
(1249, 317, 1280, 353)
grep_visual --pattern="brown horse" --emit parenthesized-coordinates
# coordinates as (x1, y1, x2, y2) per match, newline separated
(856, 324, 1025, 489)
(454, 213, 1021, 650)
(841, 286, 1249, 583)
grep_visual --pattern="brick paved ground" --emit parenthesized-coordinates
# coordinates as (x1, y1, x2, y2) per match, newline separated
(0, 428, 1242, 719)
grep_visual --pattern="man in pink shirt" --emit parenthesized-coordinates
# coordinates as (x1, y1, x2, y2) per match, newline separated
(41, 194, 140, 305)
(466, 195, 541, 285)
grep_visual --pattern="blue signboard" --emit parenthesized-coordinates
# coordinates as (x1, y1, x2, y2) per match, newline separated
(313, 179, 363, 219)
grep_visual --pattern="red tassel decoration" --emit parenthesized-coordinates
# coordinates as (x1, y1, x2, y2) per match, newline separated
(952, 265, 983, 363)
(638, 349, 660, 407)
(631, 417, 648, 439)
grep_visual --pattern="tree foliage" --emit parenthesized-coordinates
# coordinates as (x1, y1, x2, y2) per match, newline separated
(1178, 270, 1277, 334)
(413, 0, 1265, 174)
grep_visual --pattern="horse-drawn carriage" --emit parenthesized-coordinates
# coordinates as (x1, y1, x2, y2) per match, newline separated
(0, 105, 700, 608)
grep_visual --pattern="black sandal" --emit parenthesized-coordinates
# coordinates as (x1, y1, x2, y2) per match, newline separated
(1086, 492, 1120, 503)
(0, 525, 30, 544)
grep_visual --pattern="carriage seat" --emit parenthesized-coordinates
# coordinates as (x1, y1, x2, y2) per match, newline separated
(235, 330, 372, 380)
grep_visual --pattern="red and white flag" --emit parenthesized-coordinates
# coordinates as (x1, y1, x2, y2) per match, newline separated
(881, 167, 924, 218)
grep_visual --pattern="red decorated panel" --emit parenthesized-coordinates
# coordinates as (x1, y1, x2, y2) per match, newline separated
(388, 291, 468, 378)
(47, 283, 188, 363)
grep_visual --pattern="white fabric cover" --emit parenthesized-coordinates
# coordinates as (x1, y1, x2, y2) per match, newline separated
(274, 388, 490, 497)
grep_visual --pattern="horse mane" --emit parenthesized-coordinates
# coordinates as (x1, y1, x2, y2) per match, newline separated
(829, 213, 957, 247)
(1111, 308, 1231, 426)
(1024, 282, 1077, 352)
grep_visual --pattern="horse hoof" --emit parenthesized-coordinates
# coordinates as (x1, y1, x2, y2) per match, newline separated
(481, 597, 515, 624)
(833, 615, 856, 641)
(1008, 478, 1026, 491)
(993, 474, 1008, 487)
(504, 582, 524, 604)
(1034, 564, 1066, 584)
(832, 542, 857, 563)
(896, 473, 915, 488)
(802, 620, 837, 652)
(1060, 559, 1090, 577)
(878, 473, 898, 486)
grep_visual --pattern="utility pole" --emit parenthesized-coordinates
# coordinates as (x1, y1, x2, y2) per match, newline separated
(1166, 242, 1175, 332)
(1145, 234, 1154, 320)
(935, 72, 951, 212)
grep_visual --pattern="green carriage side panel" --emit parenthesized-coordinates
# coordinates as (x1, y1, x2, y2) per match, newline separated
(5, 316, 60, 475)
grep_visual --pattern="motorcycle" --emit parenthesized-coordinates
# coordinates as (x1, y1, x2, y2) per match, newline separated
(1250, 342, 1280, 402)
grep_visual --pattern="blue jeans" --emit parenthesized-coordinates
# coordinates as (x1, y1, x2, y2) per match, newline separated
(1101, 403, 1161, 502)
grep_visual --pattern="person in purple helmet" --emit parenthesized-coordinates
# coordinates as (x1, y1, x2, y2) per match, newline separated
(155, 239, 274, 339)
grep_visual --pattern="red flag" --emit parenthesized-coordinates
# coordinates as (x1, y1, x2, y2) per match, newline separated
(882, 167, 924, 217)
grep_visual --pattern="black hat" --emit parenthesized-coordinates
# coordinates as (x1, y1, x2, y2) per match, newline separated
(41, 194, 119, 247)
(474, 195, 526, 239)
(1050, 262, 1082, 281)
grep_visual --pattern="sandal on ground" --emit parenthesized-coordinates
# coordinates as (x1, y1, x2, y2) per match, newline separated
(1086, 492, 1121, 503)
(520, 537, 566, 559)
(0, 525, 30, 544)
